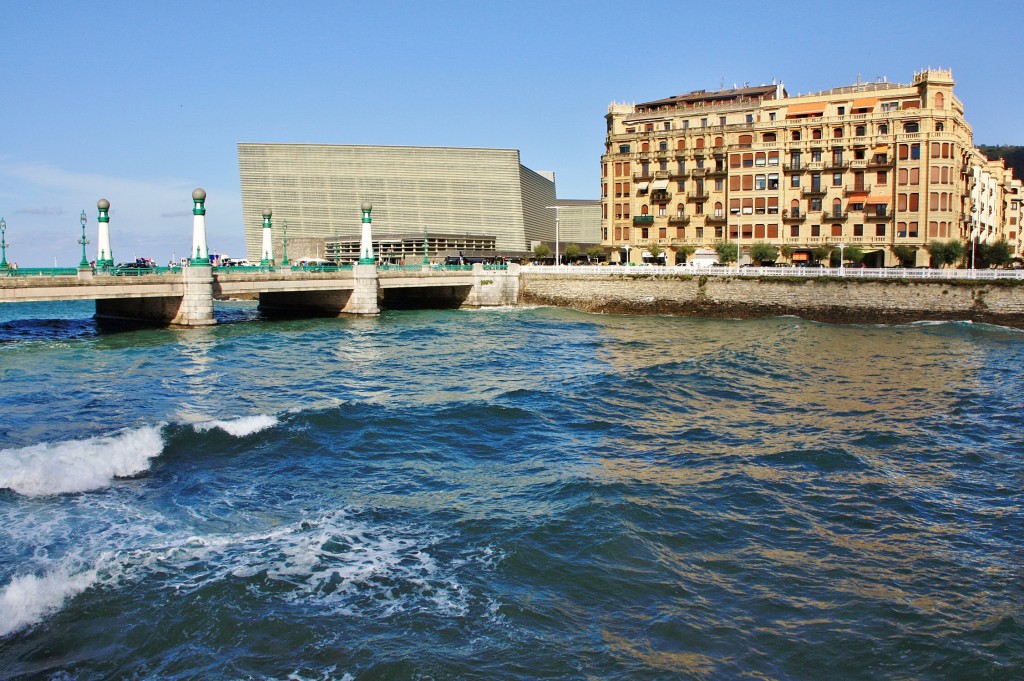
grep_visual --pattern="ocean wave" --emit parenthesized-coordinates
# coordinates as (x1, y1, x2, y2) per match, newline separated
(193, 414, 279, 437)
(0, 562, 98, 638)
(0, 425, 165, 497)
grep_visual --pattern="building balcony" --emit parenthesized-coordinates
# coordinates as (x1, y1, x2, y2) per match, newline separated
(782, 210, 806, 222)
(633, 172, 653, 181)
(824, 159, 849, 170)
(691, 167, 708, 177)
(668, 215, 690, 225)
(651, 191, 672, 203)
(706, 214, 727, 224)
(687, 191, 709, 202)
(823, 211, 849, 221)
(867, 155, 892, 167)
(783, 163, 803, 173)
(709, 167, 728, 177)
(845, 184, 872, 194)
(865, 211, 892, 221)
(633, 215, 655, 225)
(801, 187, 827, 197)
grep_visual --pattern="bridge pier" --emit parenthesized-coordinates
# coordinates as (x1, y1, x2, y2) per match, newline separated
(341, 263, 380, 315)
(170, 264, 215, 326)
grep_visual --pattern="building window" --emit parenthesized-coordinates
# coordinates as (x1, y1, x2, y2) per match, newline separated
(664, 121, 671, 130)
(810, 198, 822, 211)
(746, 113, 754, 123)
(701, 118, 708, 127)
(876, 224, 886, 237)
(833, 173, 842, 186)
(904, 121, 919, 133)
(853, 224, 863, 237)
(791, 224, 799, 237)
(812, 129, 822, 140)
(768, 174, 779, 190)
(910, 144, 920, 160)
(855, 125, 866, 137)
(719, 116, 727, 126)
(834, 127, 844, 138)
(715, 178, 724, 191)
(791, 174, 800, 188)
(769, 112, 776, 121)
(792, 130, 801, 141)
(837, 106, 846, 115)
(935, 121, 944, 132)
(619, 144, 630, 153)
(879, 123, 888, 135)
(811, 224, 821, 237)
(811, 150, 822, 162)
(659, 141, 668, 151)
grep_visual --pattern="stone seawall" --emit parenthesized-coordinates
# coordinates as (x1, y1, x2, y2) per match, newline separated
(520, 273, 1024, 328)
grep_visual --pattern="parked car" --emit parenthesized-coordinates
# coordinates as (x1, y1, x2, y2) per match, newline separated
(113, 261, 155, 276)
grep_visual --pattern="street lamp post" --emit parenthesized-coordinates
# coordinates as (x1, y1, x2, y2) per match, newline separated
(838, 242, 846, 275)
(423, 225, 430, 266)
(281, 220, 290, 266)
(0, 217, 8, 269)
(545, 205, 560, 266)
(77, 210, 90, 268)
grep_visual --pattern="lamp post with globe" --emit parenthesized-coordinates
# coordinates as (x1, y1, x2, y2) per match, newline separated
(0, 217, 9, 269)
(78, 210, 91, 268)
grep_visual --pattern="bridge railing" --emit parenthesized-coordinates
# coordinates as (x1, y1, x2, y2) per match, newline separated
(520, 264, 1024, 281)
(2, 267, 80, 277)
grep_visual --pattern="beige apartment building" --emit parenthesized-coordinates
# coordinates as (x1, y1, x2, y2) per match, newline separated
(601, 69, 1018, 266)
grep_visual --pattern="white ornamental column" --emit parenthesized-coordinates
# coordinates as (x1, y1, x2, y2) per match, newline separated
(191, 188, 209, 263)
(261, 208, 274, 265)
(358, 201, 375, 264)
(96, 198, 113, 267)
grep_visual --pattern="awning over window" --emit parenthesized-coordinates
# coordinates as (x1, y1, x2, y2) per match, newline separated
(636, 182, 650, 192)
(852, 97, 878, 111)
(873, 144, 889, 154)
(865, 195, 890, 204)
(848, 191, 869, 200)
(786, 101, 825, 117)
(650, 179, 670, 191)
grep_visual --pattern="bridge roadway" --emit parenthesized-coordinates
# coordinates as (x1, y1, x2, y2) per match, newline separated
(0, 264, 518, 324)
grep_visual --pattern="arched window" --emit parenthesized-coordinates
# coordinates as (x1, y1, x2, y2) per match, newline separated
(714, 201, 723, 217)
(935, 92, 945, 109)
(792, 130, 801, 141)
(903, 121, 919, 133)
(695, 138, 705, 149)
(855, 125, 866, 137)
(641, 204, 649, 215)
(676, 203, 685, 217)
(790, 199, 800, 217)
(642, 142, 650, 152)
(677, 139, 686, 150)
(878, 124, 888, 135)
(738, 134, 753, 146)
(763, 132, 777, 142)
(832, 198, 842, 216)
(812, 129, 822, 140)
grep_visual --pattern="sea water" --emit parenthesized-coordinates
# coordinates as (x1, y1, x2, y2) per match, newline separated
(0, 300, 1021, 680)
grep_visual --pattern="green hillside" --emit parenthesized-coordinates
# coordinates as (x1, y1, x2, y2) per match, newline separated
(977, 145, 1024, 180)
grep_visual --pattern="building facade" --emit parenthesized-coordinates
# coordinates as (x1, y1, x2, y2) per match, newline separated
(238, 144, 556, 262)
(601, 69, 1018, 266)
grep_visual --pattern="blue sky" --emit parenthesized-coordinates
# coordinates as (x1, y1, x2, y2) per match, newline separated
(2, 0, 1021, 266)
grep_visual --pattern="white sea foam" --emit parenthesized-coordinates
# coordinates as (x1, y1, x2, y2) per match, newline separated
(0, 425, 165, 497)
(194, 414, 278, 437)
(0, 563, 98, 638)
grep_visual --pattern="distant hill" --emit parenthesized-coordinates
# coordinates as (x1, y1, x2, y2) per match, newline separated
(977, 145, 1024, 180)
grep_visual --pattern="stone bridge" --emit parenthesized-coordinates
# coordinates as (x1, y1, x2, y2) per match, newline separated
(0, 264, 521, 326)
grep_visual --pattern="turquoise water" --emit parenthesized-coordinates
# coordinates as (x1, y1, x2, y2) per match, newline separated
(0, 300, 1022, 680)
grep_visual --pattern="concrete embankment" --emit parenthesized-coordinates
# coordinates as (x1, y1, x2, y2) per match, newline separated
(520, 272, 1024, 328)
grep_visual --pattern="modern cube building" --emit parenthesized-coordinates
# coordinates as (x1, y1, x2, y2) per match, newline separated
(238, 144, 556, 262)
(601, 69, 1020, 266)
